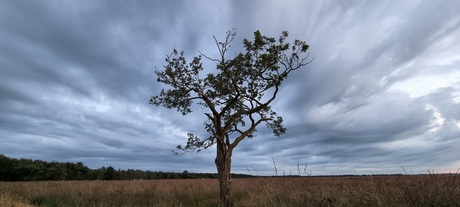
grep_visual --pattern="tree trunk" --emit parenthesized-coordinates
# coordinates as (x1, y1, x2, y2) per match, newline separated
(215, 141, 233, 207)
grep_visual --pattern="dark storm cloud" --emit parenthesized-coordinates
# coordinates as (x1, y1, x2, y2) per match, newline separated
(1, 0, 459, 175)
(0, 0, 199, 168)
(0, 0, 211, 102)
(225, 0, 460, 174)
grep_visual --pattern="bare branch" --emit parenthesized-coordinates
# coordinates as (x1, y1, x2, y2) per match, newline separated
(199, 50, 219, 62)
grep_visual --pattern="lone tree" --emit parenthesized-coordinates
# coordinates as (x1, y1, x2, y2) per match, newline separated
(150, 29, 311, 206)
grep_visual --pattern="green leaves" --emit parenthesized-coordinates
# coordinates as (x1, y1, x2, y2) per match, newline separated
(150, 49, 205, 115)
(151, 29, 311, 153)
(175, 133, 214, 154)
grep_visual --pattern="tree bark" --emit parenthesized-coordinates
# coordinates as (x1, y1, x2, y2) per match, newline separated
(215, 141, 233, 207)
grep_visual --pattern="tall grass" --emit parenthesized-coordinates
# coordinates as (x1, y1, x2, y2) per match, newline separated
(0, 179, 219, 207)
(0, 174, 459, 206)
(237, 174, 460, 206)
(1, 192, 35, 207)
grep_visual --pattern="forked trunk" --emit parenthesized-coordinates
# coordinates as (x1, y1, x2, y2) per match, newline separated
(215, 141, 233, 207)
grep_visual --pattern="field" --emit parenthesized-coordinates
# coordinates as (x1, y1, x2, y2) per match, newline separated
(1, 174, 459, 207)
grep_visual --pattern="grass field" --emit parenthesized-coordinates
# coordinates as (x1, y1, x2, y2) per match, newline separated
(1, 174, 459, 207)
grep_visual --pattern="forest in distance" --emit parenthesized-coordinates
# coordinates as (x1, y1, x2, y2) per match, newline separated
(0, 154, 254, 181)
(1, 154, 440, 182)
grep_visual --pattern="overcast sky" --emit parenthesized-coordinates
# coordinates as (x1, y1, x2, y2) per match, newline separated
(1, 0, 460, 176)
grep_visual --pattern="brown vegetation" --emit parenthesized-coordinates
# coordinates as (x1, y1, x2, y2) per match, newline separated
(0, 174, 459, 206)
(1, 192, 35, 207)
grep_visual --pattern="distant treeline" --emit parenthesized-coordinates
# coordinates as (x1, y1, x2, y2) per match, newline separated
(0, 154, 252, 181)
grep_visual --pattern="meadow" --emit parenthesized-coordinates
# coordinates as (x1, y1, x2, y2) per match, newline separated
(1, 174, 459, 207)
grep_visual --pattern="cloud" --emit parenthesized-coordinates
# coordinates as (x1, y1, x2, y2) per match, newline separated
(0, 0, 459, 175)
(227, 0, 460, 175)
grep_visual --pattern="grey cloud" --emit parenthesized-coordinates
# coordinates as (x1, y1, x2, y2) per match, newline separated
(1, 0, 459, 175)
(229, 1, 460, 175)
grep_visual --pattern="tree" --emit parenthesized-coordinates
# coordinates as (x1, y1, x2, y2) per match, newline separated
(0, 154, 15, 181)
(150, 29, 311, 207)
(103, 166, 116, 180)
(181, 170, 190, 179)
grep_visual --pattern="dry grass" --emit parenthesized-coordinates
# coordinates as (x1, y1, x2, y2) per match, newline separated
(1, 192, 35, 207)
(0, 179, 219, 207)
(0, 174, 459, 206)
(235, 174, 460, 206)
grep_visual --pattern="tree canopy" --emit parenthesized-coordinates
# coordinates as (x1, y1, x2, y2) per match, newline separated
(151, 29, 312, 153)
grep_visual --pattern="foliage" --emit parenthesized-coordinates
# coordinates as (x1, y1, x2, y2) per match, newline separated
(150, 29, 312, 153)
(0, 154, 251, 181)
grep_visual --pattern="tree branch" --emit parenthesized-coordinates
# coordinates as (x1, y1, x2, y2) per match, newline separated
(230, 118, 270, 149)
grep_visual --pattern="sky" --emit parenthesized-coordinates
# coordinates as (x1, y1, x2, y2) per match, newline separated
(1, 0, 460, 176)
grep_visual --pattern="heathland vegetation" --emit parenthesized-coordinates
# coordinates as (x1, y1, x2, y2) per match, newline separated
(1, 154, 460, 206)
(1, 174, 459, 206)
